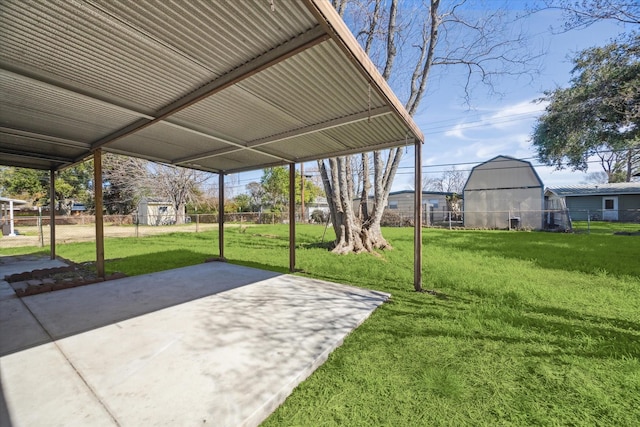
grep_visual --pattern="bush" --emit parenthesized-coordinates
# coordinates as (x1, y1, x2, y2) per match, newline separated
(380, 211, 413, 227)
(310, 209, 328, 224)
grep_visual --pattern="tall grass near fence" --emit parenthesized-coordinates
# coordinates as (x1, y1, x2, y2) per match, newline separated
(2, 226, 639, 426)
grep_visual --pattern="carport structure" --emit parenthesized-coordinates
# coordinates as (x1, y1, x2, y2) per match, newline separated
(0, 1, 424, 286)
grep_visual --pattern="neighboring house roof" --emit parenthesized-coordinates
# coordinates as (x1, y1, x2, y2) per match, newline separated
(464, 155, 544, 192)
(0, 196, 27, 204)
(389, 190, 459, 197)
(139, 198, 173, 205)
(355, 190, 461, 201)
(307, 196, 329, 206)
(546, 182, 640, 197)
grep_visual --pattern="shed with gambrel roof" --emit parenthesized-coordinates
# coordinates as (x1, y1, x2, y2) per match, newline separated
(463, 155, 544, 229)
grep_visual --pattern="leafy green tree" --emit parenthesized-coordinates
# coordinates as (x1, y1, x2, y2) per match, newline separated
(259, 166, 323, 213)
(297, 174, 323, 206)
(532, 33, 640, 182)
(233, 194, 252, 212)
(260, 167, 290, 212)
(0, 163, 93, 210)
(0, 167, 47, 202)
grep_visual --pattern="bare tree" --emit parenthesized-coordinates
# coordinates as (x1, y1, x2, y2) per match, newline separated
(151, 163, 210, 224)
(102, 154, 149, 213)
(246, 182, 264, 211)
(530, 0, 640, 32)
(103, 154, 210, 224)
(423, 166, 468, 194)
(320, 0, 542, 261)
(580, 171, 609, 184)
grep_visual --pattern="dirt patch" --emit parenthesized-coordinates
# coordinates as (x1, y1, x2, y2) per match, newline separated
(0, 223, 222, 248)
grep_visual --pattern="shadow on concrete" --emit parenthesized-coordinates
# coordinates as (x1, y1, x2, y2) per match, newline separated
(0, 255, 388, 426)
(0, 257, 280, 357)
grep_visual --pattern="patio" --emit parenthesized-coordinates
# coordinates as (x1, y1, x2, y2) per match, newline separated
(0, 261, 389, 426)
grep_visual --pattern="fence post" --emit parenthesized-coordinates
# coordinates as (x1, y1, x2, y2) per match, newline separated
(425, 205, 430, 227)
(448, 211, 452, 230)
(38, 207, 44, 247)
(587, 210, 590, 234)
(196, 213, 199, 233)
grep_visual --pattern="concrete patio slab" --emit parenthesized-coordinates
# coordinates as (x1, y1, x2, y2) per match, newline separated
(0, 262, 389, 427)
(0, 281, 15, 301)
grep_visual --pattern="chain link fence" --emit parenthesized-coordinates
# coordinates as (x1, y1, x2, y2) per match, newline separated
(2, 208, 639, 249)
(378, 208, 639, 232)
(0, 212, 299, 248)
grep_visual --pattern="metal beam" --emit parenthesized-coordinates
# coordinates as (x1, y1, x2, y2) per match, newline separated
(289, 164, 296, 273)
(414, 140, 423, 291)
(90, 26, 330, 152)
(248, 107, 392, 149)
(303, 0, 424, 143)
(94, 150, 105, 277)
(173, 107, 392, 165)
(0, 147, 75, 165)
(294, 137, 416, 165)
(218, 173, 225, 260)
(49, 169, 56, 260)
(0, 127, 91, 149)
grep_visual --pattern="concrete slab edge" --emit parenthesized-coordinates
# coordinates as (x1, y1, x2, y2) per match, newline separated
(241, 291, 391, 427)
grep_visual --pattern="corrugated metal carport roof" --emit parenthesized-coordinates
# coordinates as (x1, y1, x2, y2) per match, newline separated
(0, 0, 423, 173)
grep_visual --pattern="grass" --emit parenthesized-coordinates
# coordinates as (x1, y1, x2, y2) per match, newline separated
(571, 220, 640, 235)
(2, 225, 639, 426)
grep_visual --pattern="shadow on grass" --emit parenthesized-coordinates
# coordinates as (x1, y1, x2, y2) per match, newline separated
(227, 259, 290, 275)
(442, 230, 640, 278)
(104, 249, 213, 276)
(106, 248, 294, 277)
(376, 287, 640, 361)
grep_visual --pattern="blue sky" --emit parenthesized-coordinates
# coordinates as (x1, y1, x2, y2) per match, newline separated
(397, 9, 632, 191)
(227, 6, 632, 195)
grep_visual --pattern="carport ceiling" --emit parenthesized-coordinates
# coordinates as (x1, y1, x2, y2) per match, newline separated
(0, 0, 423, 173)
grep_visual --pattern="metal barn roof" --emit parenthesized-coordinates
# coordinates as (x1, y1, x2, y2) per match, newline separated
(546, 182, 640, 197)
(464, 155, 544, 191)
(0, 0, 423, 173)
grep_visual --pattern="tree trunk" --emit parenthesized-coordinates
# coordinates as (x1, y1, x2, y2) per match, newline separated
(175, 202, 186, 225)
(319, 148, 402, 255)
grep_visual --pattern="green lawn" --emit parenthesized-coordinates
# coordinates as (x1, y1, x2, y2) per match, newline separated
(2, 225, 639, 426)
(571, 220, 640, 235)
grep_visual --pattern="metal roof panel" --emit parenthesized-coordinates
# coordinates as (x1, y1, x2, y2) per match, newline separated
(0, 1, 423, 172)
(546, 183, 640, 196)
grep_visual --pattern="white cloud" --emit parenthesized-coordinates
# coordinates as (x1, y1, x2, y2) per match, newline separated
(438, 98, 547, 140)
(443, 123, 471, 139)
(488, 100, 548, 129)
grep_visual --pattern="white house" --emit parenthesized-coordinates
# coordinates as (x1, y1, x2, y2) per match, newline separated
(137, 198, 177, 225)
(546, 183, 640, 222)
(1, 196, 27, 236)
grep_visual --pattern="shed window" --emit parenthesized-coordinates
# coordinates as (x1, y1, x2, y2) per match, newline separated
(389, 201, 398, 209)
(428, 199, 439, 208)
(604, 199, 614, 210)
(159, 206, 168, 213)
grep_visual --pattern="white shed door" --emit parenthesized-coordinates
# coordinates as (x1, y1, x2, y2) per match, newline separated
(602, 196, 618, 221)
